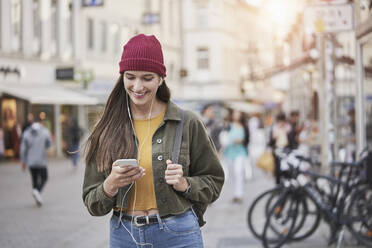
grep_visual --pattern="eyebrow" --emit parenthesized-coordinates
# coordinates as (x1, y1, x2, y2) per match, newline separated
(125, 73, 155, 77)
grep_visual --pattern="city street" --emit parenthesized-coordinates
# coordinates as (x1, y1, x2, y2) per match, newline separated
(0, 0, 371, 247)
(0, 158, 365, 248)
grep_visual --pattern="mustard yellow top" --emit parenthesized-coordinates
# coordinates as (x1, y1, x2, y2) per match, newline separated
(126, 109, 165, 211)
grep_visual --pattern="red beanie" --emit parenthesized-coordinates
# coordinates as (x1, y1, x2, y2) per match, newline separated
(119, 34, 166, 77)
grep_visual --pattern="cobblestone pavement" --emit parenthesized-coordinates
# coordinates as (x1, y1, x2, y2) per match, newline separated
(0, 158, 365, 248)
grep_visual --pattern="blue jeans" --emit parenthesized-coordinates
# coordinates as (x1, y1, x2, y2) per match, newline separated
(110, 210, 204, 248)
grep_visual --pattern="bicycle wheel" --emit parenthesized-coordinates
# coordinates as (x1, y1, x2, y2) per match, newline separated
(247, 187, 285, 240)
(347, 183, 372, 247)
(262, 191, 299, 248)
(265, 188, 305, 239)
(290, 190, 321, 241)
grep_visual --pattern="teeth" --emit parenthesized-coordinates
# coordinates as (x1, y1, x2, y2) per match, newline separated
(133, 92, 145, 96)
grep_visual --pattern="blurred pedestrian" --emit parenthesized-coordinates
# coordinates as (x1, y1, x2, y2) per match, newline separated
(66, 117, 83, 169)
(22, 113, 34, 134)
(11, 123, 21, 159)
(287, 110, 301, 150)
(20, 116, 51, 206)
(248, 115, 266, 173)
(268, 112, 291, 184)
(0, 124, 4, 161)
(201, 104, 223, 152)
(82, 34, 224, 248)
(222, 109, 249, 204)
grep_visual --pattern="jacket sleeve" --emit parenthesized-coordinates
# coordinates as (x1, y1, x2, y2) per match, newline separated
(184, 114, 225, 204)
(82, 160, 116, 216)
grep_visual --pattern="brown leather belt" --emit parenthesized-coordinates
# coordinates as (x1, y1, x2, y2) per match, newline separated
(113, 211, 171, 227)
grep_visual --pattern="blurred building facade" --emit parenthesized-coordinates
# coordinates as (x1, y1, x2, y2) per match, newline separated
(354, 0, 372, 151)
(0, 0, 184, 159)
(0, 0, 98, 158)
(177, 0, 275, 102)
(82, 0, 183, 122)
(281, 0, 372, 162)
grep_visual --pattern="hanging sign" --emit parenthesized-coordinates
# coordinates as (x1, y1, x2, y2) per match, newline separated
(304, 4, 354, 33)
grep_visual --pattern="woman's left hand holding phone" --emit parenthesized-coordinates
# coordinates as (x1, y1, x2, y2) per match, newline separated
(103, 161, 145, 198)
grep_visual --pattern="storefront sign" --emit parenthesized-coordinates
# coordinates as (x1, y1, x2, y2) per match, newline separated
(56, 67, 74, 80)
(304, 4, 354, 33)
(0, 66, 21, 77)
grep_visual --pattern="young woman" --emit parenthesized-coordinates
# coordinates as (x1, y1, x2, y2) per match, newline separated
(222, 109, 249, 204)
(82, 34, 224, 248)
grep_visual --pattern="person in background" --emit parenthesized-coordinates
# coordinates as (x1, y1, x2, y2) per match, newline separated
(222, 109, 249, 204)
(248, 114, 266, 173)
(11, 123, 22, 159)
(201, 104, 223, 153)
(269, 112, 291, 184)
(287, 111, 301, 150)
(66, 117, 83, 169)
(22, 113, 34, 134)
(20, 116, 52, 206)
(0, 124, 4, 161)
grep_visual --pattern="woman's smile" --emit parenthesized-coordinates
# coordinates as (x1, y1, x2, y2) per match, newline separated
(131, 91, 147, 99)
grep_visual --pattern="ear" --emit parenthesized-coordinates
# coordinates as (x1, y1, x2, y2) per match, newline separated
(159, 78, 163, 86)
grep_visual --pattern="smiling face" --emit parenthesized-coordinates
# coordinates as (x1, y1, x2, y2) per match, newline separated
(123, 71, 162, 107)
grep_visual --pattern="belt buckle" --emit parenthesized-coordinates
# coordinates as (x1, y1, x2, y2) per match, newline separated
(133, 215, 149, 227)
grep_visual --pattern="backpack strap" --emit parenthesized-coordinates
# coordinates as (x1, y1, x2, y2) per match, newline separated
(170, 109, 207, 227)
(171, 109, 184, 164)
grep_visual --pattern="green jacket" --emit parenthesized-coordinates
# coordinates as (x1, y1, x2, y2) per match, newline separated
(82, 101, 225, 225)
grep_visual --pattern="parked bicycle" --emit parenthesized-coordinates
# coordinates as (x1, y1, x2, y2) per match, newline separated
(247, 148, 372, 248)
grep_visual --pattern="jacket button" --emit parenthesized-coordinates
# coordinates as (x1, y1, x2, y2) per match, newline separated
(156, 138, 162, 144)
(161, 198, 167, 203)
(157, 155, 163, 161)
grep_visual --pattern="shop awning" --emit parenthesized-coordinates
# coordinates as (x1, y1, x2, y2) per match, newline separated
(0, 83, 98, 105)
(227, 101, 265, 113)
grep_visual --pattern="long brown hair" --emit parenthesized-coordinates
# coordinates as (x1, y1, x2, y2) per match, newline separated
(85, 73, 171, 172)
(227, 108, 250, 147)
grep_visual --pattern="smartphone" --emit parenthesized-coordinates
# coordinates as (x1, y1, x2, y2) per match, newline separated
(114, 159, 138, 168)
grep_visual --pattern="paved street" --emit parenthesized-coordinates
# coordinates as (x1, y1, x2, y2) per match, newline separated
(0, 158, 364, 248)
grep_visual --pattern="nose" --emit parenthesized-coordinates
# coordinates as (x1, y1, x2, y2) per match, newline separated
(132, 79, 143, 92)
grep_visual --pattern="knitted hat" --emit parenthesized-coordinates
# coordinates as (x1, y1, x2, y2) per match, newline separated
(119, 34, 166, 77)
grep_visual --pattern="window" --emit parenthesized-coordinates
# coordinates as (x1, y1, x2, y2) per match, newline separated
(50, 1, 57, 56)
(66, 1, 73, 54)
(196, 5, 208, 27)
(169, 0, 174, 34)
(11, 0, 22, 52)
(197, 47, 209, 70)
(87, 18, 94, 50)
(100, 21, 107, 52)
(110, 24, 119, 54)
(33, 0, 41, 54)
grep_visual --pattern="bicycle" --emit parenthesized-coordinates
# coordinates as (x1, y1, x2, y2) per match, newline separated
(247, 149, 321, 247)
(248, 148, 372, 248)
(264, 152, 371, 247)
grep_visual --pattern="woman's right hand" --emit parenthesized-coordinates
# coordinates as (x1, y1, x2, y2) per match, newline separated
(103, 164, 145, 197)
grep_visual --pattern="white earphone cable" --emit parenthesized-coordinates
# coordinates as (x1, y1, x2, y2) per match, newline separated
(117, 81, 158, 247)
